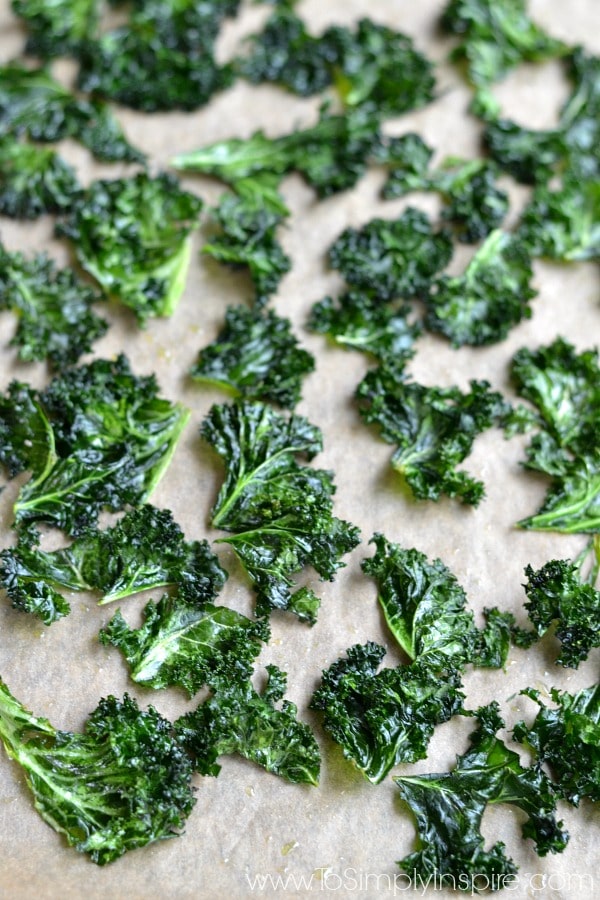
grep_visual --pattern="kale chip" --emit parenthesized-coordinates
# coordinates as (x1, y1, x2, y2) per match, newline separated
(0, 138, 80, 219)
(12, 0, 99, 57)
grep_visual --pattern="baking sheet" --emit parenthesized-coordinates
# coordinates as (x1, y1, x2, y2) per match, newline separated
(0, 1, 599, 897)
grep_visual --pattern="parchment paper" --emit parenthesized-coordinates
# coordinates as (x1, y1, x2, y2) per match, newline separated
(0, 1, 599, 898)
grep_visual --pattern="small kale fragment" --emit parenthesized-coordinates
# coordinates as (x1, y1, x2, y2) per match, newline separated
(357, 365, 507, 505)
(12, 0, 99, 57)
(58, 173, 202, 323)
(307, 290, 421, 365)
(521, 558, 600, 667)
(176, 664, 320, 784)
(201, 400, 360, 621)
(514, 684, 600, 805)
(0, 247, 107, 368)
(0, 355, 189, 535)
(0, 679, 195, 865)
(0, 505, 226, 624)
(395, 704, 568, 890)
(425, 230, 536, 346)
(0, 63, 144, 163)
(190, 305, 315, 408)
(310, 643, 464, 784)
(0, 138, 80, 219)
(202, 192, 291, 305)
(516, 176, 600, 261)
(100, 598, 269, 696)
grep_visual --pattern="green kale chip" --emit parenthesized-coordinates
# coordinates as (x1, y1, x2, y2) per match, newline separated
(307, 289, 421, 365)
(190, 305, 315, 408)
(514, 684, 600, 805)
(201, 400, 360, 621)
(77, 0, 238, 111)
(357, 365, 507, 505)
(172, 106, 382, 198)
(57, 173, 202, 323)
(176, 664, 320, 784)
(362, 534, 517, 669)
(311, 643, 464, 784)
(509, 338, 600, 533)
(328, 208, 453, 301)
(11, 0, 99, 57)
(425, 230, 536, 346)
(522, 558, 600, 667)
(100, 598, 269, 696)
(202, 192, 291, 305)
(0, 63, 144, 163)
(441, 0, 568, 119)
(0, 138, 80, 219)
(516, 175, 600, 261)
(0, 505, 226, 624)
(0, 679, 195, 865)
(0, 247, 107, 368)
(395, 704, 568, 890)
(0, 355, 189, 535)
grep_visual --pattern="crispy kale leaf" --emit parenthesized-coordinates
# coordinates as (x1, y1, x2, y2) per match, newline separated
(425, 230, 536, 346)
(307, 290, 421, 365)
(172, 106, 382, 198)
(522, 558, 600, 667)
(12, 0, 99, 57)
(328, 208, 453, 301)
(509, 338, 600, 533)
(57, 173, 202, 323)
(176, 664, 320, 784)
(441, 0, 568, 119)
(362, 534, 516, 669)
(311, 643, 464, 784)
(77, 0, 238, 111)
(201, 401, 360, 621)
(0, 679, 195, 865)
(100, 598, 268, 696)
(190, 305, 314, 408)
(202, 192, 291, 305)
(357, 365, 507, 505)
(0, 505, 226, 624)
(0, 247, 107, 368)
(395, 704, 568, 890)
(0, 138, 80, 219)
(0, 63, 144, 163)
(0, 355, 189, 535)
(516, 175, 600, 261)
(514, 684, 600, 805)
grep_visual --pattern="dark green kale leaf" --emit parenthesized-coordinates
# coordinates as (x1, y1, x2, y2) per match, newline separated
(362, 534, 516, 669)
(0, 355, 189, 535)
(425, 230, 536, 346)
(190, 305, 314, 408)
(202, 192, 291, 305)
(100, 598, 269, 696)
(57, 173, 202, 323)
(176, 664, 320, 784)
(0, 63, 144, 163)
(310, 643, 464, 784)
(77, 0, 238, 111)
(514, 684, 600, 805)
(172, 106, 383, 198)
(328, 208, 453, 301)
(307, 289, 421, 365)
(357, 365, 507, 505)
(395, 704, 568, 890)
(0, 246, 107, 368)
(0, 679, 195, 865)
(201, 400, 360, 622)
(0, 505, 226, 624)
(516, 176, 600, 261)
(441, 0, 568, 119)
(11, 0, 99, 57)
(521, 558, 600, 667)
(509, 339, 600, 533)
(0, 138, 80, 219)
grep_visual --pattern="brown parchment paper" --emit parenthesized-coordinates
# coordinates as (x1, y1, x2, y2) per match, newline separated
(0, 1, 599, 898)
